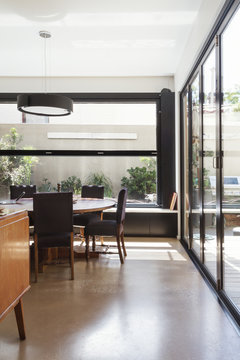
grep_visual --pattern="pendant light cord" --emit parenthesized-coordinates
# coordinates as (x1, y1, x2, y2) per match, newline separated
(44, 34, 47, 93)
(39, 31, 51, 94)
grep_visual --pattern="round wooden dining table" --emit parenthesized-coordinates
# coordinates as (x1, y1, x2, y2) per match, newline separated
(0, 197, 116, 215)
(73, 197, 115, 214)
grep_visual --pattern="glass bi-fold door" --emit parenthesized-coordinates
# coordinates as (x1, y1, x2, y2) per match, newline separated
(188, 4, 240, 307)
(189, 46, 218, 283)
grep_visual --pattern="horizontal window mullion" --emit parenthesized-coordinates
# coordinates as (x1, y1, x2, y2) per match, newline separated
(0, 93, 160, 102)
(0, 150, 157, 157)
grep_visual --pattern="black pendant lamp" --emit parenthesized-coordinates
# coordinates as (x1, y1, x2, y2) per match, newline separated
(17, 31, 73, 117)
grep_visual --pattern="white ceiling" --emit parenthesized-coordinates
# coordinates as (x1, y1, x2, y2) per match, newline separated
(0, 0, 203, 77)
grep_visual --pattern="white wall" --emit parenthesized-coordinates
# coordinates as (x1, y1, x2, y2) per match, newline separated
(0, 76, 174, 93)
(174, 0, 226, 92)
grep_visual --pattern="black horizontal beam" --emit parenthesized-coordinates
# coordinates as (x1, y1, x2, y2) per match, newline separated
(0, 93, 161, 103)
(0, 150, 157, 157)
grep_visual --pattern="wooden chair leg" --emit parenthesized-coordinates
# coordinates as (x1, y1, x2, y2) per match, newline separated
(100, 212, 104, 245)
(116, 234, 124, 264)
(34, 233, 38, 283)
(80, 227, 85, 241)
(121, 232, 127, 257)
(14, 299, 26, 340)
(70, 232, 74, 280)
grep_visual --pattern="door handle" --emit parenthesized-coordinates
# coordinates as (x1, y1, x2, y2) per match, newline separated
(213, 156, 223, 169)
(213, 156, 217, 169)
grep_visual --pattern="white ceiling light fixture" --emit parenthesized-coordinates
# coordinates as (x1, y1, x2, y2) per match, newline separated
(17, 30, 73, 117)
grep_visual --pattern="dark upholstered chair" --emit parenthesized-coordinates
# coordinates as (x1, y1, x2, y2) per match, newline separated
(10, 185, 36, 226)
(81, 185, 104, 199)
(85, 188, 128, 264)
(73, 185, 104, 234)
(10, 185, 36, 199)
(33, 192, 74, 282)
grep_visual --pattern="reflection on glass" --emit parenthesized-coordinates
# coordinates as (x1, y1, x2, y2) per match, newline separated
(222, 6, 240, 310)
(224, 214, 240, 310)
(0, 155, 157, 205)
(203, 47, 217, 280)
(191, 75, 201, 257)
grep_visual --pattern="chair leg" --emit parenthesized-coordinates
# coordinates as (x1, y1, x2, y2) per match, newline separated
(100, 212, 104, 246)
(70, 232, 74, 280)
(34, 233, 38, 283)
(85, 236, 90, 261)
(92, 235, 96, 252)
(80, 227, 85, 241)
(121, 232, 127, 257)
(116, 234, 124, 264)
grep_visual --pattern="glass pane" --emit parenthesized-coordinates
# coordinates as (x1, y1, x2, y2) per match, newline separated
(0, 102, 156, 151)
(222, 5, 240, 310)
(203, 47, 217, 280)
(191, 74, 201, 257)
(0, 155, 157, 205)
(183, 93, 190, 244)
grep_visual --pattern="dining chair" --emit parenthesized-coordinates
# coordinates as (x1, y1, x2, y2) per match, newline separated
(33, 192, 74, 282)
(10, 185, 36, 226)
(85, 188, 128, 264)
(73, 185, 104, 237)
(10, 185, 36, 199)
(81, 185, 105, 199)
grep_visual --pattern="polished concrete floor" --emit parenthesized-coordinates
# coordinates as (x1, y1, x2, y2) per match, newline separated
(0, 238, 239, 360)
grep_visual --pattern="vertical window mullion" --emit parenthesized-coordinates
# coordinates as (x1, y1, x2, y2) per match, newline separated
(188, 84, 193, 249)
(199, 66, 204, 265)
(215, 33, 223, 291)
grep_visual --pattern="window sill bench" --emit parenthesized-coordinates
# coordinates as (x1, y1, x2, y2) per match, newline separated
(103, 207, 177, 237)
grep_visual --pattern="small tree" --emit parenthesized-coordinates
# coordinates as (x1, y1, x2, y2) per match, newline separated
(121, 157, 156, 200)
(0, 128, 39, 186)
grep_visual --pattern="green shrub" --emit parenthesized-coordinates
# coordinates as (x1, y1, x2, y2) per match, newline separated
(86, 172, 113, 197)
(57, 176, 82, 194)
(0, 128, 39, 186)
(38, 178, 53, 192)
(121, 157, 156, 200)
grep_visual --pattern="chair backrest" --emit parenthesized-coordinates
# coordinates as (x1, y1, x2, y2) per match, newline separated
(33, 192, 73, 235)
(116, 188, 128, 225)
(81, 185, 104, 199)
(10, 185, 36, 199)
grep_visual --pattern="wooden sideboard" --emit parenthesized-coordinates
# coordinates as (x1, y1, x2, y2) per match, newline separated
(0, 209, 30, 340)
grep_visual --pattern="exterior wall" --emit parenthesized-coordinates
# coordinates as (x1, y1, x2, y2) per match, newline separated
(0, 124, 155, 151)
(0, 122, 156, 196)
